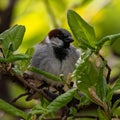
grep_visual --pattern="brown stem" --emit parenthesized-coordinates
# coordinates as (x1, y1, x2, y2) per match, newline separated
(10, 69, 52, 101)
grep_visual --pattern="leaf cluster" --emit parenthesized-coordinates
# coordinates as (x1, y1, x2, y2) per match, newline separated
(0, 10, 120, 120)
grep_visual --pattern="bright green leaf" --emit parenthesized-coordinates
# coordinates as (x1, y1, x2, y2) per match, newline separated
(46, 88, 77, 113)
(0, 99, 27, 119)
(0, 25, 25, 58)
(72, 50, 98, 95)
(96, 33, 120, 51)
(67, 10, 96, 50)
(76, 61, 98, 95)
(72, 49, 92, 78)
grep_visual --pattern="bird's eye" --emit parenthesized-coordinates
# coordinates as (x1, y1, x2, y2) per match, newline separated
(56, 34, 64, 39)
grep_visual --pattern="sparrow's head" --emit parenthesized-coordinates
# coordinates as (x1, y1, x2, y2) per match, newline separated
(47, 28, 74, 48)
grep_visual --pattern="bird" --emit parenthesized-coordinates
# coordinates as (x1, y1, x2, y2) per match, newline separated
(26, 28, 80, 89)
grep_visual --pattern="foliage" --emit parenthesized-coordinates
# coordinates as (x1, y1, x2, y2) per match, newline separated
(0, 10, 120, 120)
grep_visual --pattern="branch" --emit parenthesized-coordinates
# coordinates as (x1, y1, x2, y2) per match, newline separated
(98, 54, 111, 83)
(10, 69, 52, 101)
(10, 92, 29, 103)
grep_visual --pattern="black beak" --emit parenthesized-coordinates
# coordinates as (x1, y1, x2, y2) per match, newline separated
(65, 37, 74, 43)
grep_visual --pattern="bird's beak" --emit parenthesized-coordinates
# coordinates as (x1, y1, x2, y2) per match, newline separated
(65, 37, 74, 43)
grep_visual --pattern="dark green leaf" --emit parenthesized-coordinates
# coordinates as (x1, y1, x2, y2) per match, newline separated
(46, 88, 77, 113)
(0, 25, 25, 58)
(67, 10, 96, 50)
(112, 99, 120, 113)
(0, 99, 27, 119)
(96, 61, 107, 101)
(112, 77, 120, 91)
(96, 33, 120, 51)
(29, 67, 61, 82)
(106, 77, 120, 103)
(0, 57, 5, 62)
(97, 107, 109, 120)
(79, 95, 91, 106)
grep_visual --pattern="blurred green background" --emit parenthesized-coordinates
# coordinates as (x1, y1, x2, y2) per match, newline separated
(0, 0, 120, 119)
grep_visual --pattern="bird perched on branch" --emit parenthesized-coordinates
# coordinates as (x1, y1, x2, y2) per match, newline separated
(26, 28, 80, 91)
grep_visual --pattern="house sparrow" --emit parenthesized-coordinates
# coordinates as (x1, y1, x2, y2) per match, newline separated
(27, 28, 80, 88)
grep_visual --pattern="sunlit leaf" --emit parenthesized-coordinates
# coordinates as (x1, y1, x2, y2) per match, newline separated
(67, 10, 96, 50)
(72, 50, 98, 95)
(96, 33, 120, 51)
(0, 99, 27, 119)
(0, 25, 25, 58)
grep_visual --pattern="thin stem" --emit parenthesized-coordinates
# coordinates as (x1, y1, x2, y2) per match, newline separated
(98, 54, 111, 83)
(10, 69, 52, 101)
(10, 92, 29, 103)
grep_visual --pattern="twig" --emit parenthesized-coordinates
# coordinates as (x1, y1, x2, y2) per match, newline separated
(98, 54, 111, 83)
(10, 69, 52, 101)
(10, 92, 29, 103)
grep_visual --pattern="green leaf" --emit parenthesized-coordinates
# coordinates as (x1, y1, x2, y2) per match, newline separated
(97, 107, 109, 120)
(46, 88, 77, 113)
(111, 77, 120, 91)
(27, 104, 46, 120)
(0, 99, 27, 119)
(29, 67, 61, 82)
(0, 25, 25, 58)
(25, 47, 34, 57)
(0, 57, 5, 62)
(96, 33, 120, 51)
(79, 95, 91, 106)
(13, 48, 34, 75)
(67, 10, 96, 50)
(72, 49, 92, 78)
(96, 61, 107, 101)
(112, 99, 120, 114)
(4, 54, 31, 62)
(72, 50, 98, 95)
(106, 77, 120, 103)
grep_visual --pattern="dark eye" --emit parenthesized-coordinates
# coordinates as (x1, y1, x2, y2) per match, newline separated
(56, 34, 64, 39)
